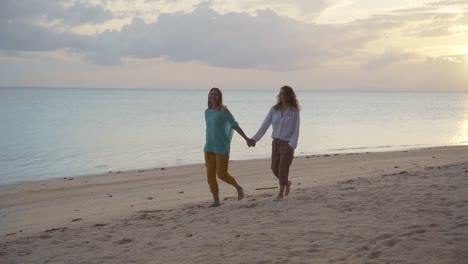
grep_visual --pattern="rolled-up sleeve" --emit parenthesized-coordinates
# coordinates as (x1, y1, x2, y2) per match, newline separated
(252, 108, 273, 142)
(288, 111, 300, 149)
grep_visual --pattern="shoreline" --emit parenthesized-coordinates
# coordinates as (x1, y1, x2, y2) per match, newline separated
(1, 143, 460, 187)
(1, 146, 467, 263)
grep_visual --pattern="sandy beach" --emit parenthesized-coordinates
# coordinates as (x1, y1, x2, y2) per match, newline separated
(1, 146, 467, 263)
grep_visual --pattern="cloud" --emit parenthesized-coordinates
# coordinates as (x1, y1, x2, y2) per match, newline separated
(415, 25, 454, 37)
(382, 8, 467, 38)
(425, 0, 468, 7)
(426, 53, 468, 63)
(211, 0, 332, 21)
(88, 4, 401, 69)
(0, 0, 62, 22)
(1, 2, 396, 69)
(116, 7, 320, 68)
(62, 2, 114, 26)
(0, 0, 112, 53)
(364, 49, 414, 70)
(0, 20, 85, 51)
(0, 1, 465, 70)
(0, 0, 112, 25)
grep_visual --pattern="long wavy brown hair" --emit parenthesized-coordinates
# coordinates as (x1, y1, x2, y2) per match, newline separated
(273, 85, 300, 111)
(207, 87, 223, 109)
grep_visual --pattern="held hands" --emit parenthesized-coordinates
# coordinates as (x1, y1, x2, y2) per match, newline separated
(246, 138, 256, 147)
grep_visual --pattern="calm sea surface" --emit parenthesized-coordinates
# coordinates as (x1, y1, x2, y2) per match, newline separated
(1, 87, 468, 185)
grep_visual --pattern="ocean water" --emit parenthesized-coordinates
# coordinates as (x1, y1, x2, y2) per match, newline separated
(1, 87, 467, 185)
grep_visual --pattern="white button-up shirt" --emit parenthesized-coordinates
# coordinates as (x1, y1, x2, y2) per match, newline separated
(252, 106, 300, 149)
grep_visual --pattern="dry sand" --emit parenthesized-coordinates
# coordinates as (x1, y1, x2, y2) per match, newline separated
(1, 146, 467, 263)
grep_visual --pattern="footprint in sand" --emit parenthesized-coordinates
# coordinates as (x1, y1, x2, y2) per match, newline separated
(383, 238, 401, 247)
(114, 238, 133, 244)
(368, 250, 381, 259)
(399, 229, 426, 237)
(16, 248, 32, 256)
(45, 227, 68, 233)
(306, 248, 321, 253)
(100, 235, 113, 242)
(374, 233, 393, 241)
(240, 203, 257, 208)
(455, 222, 468, 228)
(354, 246, 370, 253)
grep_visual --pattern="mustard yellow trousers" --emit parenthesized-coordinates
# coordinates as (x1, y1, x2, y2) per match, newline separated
(204, 152, 239, 193)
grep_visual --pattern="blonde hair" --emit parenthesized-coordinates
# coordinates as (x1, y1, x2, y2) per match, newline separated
(207, 87, 223, 109)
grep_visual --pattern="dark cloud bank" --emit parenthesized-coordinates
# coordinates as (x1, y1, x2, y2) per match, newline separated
(0, 1, 465, 70)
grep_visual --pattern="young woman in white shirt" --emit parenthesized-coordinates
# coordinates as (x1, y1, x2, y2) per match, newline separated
(251, 85, 300, 201)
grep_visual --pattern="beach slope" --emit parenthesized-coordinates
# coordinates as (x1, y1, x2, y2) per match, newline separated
(1, 146, 467, 263)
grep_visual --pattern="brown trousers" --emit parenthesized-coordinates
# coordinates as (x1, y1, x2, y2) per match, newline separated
(271, 138, 294, 186)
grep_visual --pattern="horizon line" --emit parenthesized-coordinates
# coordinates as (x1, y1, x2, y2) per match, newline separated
(0, 85, 467, 93)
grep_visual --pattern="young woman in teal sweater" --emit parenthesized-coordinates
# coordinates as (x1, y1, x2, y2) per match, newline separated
(204, 87, 255, 207)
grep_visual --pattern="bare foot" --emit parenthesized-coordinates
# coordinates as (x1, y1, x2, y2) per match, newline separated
(285, 181, 292, 196)
(237, 187, 244, 200)
(273, 196, 283, 202)
(209, 202, 220, 207)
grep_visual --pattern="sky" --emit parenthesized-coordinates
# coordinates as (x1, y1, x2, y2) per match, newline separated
(0, 0, 467, 91)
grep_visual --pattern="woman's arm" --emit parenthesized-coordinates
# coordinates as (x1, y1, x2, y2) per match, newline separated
(288, 110, 300, 149)
(251, 107, 274, 143)
(223, 107, 255, 147)
(234, 126, 255, 147)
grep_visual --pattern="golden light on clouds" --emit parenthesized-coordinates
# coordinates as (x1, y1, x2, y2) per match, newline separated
(462, 46, 468, 55)
(1, 0, 467, 90)
(460, 46, 468, 61)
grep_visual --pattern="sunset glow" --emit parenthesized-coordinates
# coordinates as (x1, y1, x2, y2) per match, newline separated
(0, 0, 467, 91)
(462, 46, 468, 55)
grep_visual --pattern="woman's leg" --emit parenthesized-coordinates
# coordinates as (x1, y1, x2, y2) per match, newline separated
(271, 140, 280, 179)
(215, 154, 244, 200)
(204, 152, 220, 207)
(275, 141, 294, 200)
